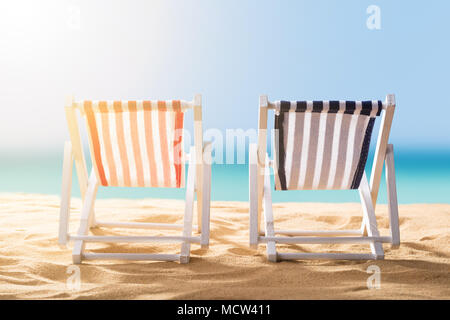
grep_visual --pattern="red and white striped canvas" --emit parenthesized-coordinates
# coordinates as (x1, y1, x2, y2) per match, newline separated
(81, 100, 185, 188)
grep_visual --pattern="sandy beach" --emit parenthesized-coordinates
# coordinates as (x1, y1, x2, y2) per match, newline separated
(0, 192, 448, 300)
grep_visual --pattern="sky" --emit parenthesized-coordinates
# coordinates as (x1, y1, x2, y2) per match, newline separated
(0, 0, 449, 153)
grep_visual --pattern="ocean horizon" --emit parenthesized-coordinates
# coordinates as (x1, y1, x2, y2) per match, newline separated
(1, 147, 448, 204)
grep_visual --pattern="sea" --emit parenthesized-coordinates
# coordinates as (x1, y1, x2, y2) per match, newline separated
(0, 148, 449, 204)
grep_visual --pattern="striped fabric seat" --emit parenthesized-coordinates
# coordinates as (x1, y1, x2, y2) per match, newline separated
(81, 100, 186, 188)
(274, 100, 383, 191)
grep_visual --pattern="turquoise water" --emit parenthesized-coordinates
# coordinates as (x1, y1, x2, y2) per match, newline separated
(0, 149, 449, 203)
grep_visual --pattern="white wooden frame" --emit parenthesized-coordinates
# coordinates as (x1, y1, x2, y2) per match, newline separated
(59, 94, 211, 264)
(249, 94, 400, 261)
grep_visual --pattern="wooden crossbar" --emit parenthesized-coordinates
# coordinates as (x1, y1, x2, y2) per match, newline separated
(82, 253, 181, 261)
(266, 101, 389, 110)
(69, 235, 201, 243)
(72, 100, 196, 112)
(262, 229, 363, 236)
(259, 236, 392, 244)
(95, 221, 198, 230)
(277, 253, 378, 260)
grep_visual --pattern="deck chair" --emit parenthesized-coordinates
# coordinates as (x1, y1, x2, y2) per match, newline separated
(59, 94, 211, 264)
(249, 94, 400, 261)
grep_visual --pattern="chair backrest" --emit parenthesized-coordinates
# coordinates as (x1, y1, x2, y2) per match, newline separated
(272, 100, 383, 191)
(66, 96, 202, 189)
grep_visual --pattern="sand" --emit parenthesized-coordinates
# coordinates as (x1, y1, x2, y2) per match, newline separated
(0, 192, 448, 300)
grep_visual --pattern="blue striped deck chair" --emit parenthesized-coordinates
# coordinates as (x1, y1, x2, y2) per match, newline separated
(249, 94, 400, 261)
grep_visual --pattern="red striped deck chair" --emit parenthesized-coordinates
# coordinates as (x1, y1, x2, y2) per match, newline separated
(249, 94, 400, 261)
(58, 94, 211, 264)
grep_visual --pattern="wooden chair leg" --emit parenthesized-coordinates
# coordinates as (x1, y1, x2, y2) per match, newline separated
(249, 144, 259, 248)
(180, 148, 196, 264)
(263, 154, 277, 262)
(59, 141, 73, 246)
(361, 143, 400, 248)
(359, 173, 384, 260)
(257, 95, 269, 237)
(200, 144, 212, 248)
(385, 144, 400, 248)
(72, 171, 99, 264)
(196, 176, 203, 234)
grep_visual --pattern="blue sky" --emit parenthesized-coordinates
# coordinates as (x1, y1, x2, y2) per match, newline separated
(0, 0, 449, 152)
